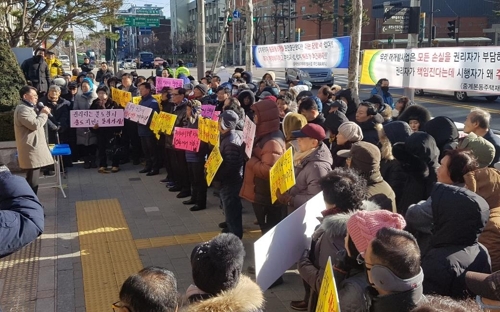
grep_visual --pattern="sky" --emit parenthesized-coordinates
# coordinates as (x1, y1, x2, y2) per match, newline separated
(121, 0, 171, 18)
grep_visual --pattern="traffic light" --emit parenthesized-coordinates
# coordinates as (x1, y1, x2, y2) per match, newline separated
(253, 17, 258, 22)
(227, 16, 233, 25)
(447, 20, 456, 39)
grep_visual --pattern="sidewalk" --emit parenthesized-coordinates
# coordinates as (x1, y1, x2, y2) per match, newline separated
(0, 162, 304, 312)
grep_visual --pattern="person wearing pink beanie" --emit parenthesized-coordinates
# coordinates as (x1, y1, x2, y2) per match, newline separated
(332, 209, 406, 312)
(346, 209, 406, 255)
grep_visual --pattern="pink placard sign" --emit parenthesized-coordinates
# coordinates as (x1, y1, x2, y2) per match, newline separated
(156, 77, 184, 91)
(70, 109, 124, 128)
(201, 104, 216, 118)
(173, 127, 200, 152)
(212, 110, 221, 121)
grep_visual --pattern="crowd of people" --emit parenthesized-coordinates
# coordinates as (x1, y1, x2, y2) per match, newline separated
(11, 48, 500, 311)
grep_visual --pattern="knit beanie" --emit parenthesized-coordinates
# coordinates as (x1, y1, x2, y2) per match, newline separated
(194, 83, 208, 95)
(324, 110, 348, 135)
(96, 85, 110, 96)
(190, 233, 245, 295)
(82, 77, 94, 91)
(338, 121, 363, 142)
(458, 132, 495, 168)
(347, 210, 406, 255)
(383, 121, 412, 144)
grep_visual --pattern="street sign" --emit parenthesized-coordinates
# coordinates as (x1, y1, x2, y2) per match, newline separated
(123, 16, 160, 27)
(381, 6, 410, 34)
(135, 8, 161, 15)
(233, 10, 241, 21)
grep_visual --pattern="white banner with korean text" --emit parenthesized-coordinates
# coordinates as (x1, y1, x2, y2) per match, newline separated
(360, 47, 500, 94)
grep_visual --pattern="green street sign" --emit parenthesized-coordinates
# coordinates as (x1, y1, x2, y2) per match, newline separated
(135, 8, 161, 15)
(124, 16, 160, 27)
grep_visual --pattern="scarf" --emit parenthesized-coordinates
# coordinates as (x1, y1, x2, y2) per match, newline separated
(293, 147, 316, 167)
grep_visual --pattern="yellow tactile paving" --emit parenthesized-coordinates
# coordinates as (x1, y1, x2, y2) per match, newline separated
(76, 199, 143, 312)
(134, 230, 262, 250)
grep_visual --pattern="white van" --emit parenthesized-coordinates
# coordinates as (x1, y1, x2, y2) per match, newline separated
(415, 89, 498, 102)
(59, 55, 70, 68)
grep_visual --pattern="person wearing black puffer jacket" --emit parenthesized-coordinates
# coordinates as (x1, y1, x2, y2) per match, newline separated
(421, 183, 491, 298)
(424, 116, 459, 161)
(355, 102, 384, 145)
(238, 90, 255, 121)
(397, 104, 431, 132)
(0, 164, 44, 258)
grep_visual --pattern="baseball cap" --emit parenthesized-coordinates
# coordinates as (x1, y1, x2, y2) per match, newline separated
(466, 271, 500, 301)
(291, 123, 326, 142)
(337, 141, 381, 174)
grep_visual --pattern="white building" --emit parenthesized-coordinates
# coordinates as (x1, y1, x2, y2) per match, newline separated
(170, 0, 190, 43)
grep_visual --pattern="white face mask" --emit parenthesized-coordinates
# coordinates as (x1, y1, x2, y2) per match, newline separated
(392, 109, 399, 118)
(232, 89, 238, 96)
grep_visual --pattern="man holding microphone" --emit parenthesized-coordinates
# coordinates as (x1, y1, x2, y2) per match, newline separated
(14, 86, 54, 194)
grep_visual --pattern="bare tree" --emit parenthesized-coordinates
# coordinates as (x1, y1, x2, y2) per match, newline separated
(245, 0, 253, 71)
(347, 0, 362, 98)
(0, 0, 122, 48)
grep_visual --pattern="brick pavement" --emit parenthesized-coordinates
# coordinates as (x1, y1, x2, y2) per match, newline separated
(0, 162, 305, 311)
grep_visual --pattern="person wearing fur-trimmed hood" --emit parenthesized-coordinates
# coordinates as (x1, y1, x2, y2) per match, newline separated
(182, 233, 264, 312)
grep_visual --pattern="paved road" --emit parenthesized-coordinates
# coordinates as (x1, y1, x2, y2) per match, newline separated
(130, 67, 500, 130)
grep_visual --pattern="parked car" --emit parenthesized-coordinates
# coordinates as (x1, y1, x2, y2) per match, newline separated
(285, 68, 335, 87)
(123, 59, 136, 69)
(154, 57, 165, 68)
(415, 89, 499, 102)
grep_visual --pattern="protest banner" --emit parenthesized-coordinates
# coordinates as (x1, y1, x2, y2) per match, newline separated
(360, 47, 500, 94)
(149, 111, 160, 140)
(70, 109, 124, 128)
(212, 110, 221, 121)
(255, 192, 325, 290)
(316, 256, 340, 312)
(111, 87, 132, 107)
(156, 77, 184, 90)
(201, 104, 216, 118)
(242, 116, 256, 159)
(205, 146, 223, 186)
(173, 127, 200, 152)
(198, 117, 210, 142)
(269, 147, 296, 204)
(252, 36, 350, 69)
(207, 119, 220, 146)
(157, 112, 177, 135)
(124, 104, 152, 125)
(132, 96, 141, 105)
(152, 94, 162, 103)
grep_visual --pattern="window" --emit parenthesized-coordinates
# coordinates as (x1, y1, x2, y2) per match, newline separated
(301, 6, 305, 13)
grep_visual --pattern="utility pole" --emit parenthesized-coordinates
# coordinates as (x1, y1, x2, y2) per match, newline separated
(403, 0, 420, 102)
(211, 0, 232, 73)
(196, 0, 206, 79)
(427, 0, 434, 47)
(245, 0, 253, 72)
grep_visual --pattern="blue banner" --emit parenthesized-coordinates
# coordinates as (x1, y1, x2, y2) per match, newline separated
(252, 36, 351, 69)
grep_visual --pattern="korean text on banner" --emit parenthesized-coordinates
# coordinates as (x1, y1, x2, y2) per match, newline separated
(242, 116, 256, 159)
(158, 112, 177, 135)
(198, 117, 210, 142)
(70, 109, 124, 128)
(124, 103, 152, 125)
(156, 77, 184, 90)
(205, 146, 223, 186)
(316, 257, 340, 312)
(252, 36, 351, 69)
(360, 47, 500, 94)
(111, 87, 132, 107)
(269, 147, 296, 204)
(201, 104, 216, 118)
(255, 192, 325, 290)
(173, 127, 200, 152)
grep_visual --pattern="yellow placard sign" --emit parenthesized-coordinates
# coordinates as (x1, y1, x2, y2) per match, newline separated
(205, 146, 223, 186)
(150, 111, 159, 131)
(207, 119, 220, 146)
(198, 117, 211, 143)
(132, 96, 141, 105)
(269, 147, 296, 204)
(157, 112, 177, 135)
(316, 257, 340, 312)
(152, 94, 162, 103)
(111, 87, 132, 107)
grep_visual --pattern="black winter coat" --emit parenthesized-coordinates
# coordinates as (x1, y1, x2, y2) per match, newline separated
(214, 130, 244, 184)
(422, 183, 491, 298)
(89, 98, 121, 138)
(21, 56, 50, 93)
(40, 96, 71, 144)
(0, 167, 44, 258)
(80, 63, 94, 73)
(165, 100, 188, 149)
(357, 114, 384, 145)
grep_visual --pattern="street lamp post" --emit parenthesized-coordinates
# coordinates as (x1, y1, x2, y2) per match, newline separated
(428, 0, 434, 47)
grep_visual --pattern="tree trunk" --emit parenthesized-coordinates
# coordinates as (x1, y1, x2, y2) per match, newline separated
(347, 0, 362, 99)
(245, 0, 253, 72)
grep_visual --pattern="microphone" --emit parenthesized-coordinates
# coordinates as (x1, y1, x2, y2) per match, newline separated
(37, 102, 53, 118)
